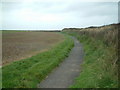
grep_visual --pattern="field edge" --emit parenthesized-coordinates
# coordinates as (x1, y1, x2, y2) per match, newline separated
(2, 34, 74, 88)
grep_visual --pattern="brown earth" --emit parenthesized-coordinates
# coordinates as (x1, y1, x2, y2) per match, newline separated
(2, 31, 64, 65)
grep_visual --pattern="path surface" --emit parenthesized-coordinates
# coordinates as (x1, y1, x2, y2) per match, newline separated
(38, 37, 84, 88)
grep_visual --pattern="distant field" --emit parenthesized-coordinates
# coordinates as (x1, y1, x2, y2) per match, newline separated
(2, 31, 64, 65)
(2, 33, 74, 88)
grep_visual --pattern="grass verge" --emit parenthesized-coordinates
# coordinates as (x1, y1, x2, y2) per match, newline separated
(64, 32, 118, 88)
(2, 35, 74, 88)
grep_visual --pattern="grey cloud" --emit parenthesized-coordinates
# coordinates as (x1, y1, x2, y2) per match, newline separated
(1, 1, 118, 30)
(82, 2, 118, 17)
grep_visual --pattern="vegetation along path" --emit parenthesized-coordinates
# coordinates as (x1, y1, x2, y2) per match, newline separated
(38, 37, 84, 88)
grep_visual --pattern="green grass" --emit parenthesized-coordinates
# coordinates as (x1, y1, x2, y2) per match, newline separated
(0, 68, 1, 89)
(2, 35, 74, 88)
(2, 30, 28, 34)
(64, 32, 118, 88)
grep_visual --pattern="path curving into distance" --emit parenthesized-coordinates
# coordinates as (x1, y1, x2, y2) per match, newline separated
(38, 37, 84, 88)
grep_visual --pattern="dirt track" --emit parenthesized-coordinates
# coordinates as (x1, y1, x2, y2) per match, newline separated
(38, 37, 84, 88)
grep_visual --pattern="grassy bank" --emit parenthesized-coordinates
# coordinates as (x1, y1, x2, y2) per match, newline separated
(63, 24, 118, 88)
(2, 35, 74, 88)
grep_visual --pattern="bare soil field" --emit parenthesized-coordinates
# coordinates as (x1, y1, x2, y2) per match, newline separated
(2, 31, 64, 65)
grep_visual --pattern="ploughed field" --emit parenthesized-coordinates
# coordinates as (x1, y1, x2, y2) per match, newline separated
(2, 31, 64, 65)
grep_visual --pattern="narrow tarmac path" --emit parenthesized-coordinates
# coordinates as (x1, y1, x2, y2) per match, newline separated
(38, 37, 84, 88)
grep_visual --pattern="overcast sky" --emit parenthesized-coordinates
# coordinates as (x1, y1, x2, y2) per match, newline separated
(0, 0, 119, 30)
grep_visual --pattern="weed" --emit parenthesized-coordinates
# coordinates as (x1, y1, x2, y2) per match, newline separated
(63, 24, 119, 88)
